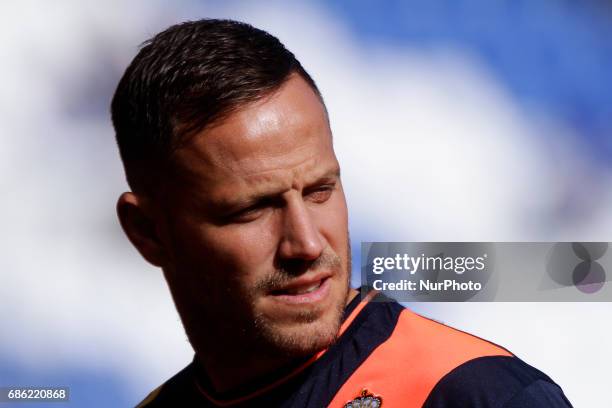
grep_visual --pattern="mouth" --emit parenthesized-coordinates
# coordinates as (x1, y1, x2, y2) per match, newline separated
(269, 275, 331, 305)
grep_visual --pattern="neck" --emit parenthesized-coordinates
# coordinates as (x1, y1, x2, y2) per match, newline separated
(194, 347, 310, 394)
(195, 288, 359, 394)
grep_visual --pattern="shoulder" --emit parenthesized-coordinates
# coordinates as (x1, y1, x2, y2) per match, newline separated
(135, 364, 203, 407)
(330, 300, 571, 407)
(423, 355, 573, 407)
(135, 385, 163, 408)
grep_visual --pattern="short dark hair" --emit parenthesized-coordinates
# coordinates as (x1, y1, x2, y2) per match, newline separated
(111, 19, 321, 193)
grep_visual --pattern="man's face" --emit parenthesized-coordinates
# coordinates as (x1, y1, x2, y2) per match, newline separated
(157, 74, 351, 358)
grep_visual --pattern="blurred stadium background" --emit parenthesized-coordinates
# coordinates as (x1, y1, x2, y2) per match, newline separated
(1, 0, 611, 406)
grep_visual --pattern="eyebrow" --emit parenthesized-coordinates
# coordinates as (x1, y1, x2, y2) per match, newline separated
(302, 167, 341, 190)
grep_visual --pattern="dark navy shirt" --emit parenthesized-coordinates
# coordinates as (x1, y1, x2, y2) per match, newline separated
(137, 291, 572, 407)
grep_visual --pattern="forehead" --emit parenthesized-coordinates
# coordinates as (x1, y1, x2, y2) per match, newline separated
(169, 75, 337, 201)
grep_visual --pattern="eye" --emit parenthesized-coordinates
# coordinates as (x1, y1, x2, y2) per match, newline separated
(225, 197, 279, 224)
(305, 184, 335, 203)
(229, 207, 264, 223)
(226, 201, 268, 223)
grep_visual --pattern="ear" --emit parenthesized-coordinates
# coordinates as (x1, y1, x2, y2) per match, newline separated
(117, 192, 168, 267)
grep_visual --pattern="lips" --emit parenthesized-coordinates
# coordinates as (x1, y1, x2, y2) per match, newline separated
(269, 274, 332, 304)
(271, 272, 331, 294)
(282, 280, 322, 295)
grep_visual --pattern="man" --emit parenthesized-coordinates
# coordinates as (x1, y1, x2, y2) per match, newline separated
(111, 19, 572, 407)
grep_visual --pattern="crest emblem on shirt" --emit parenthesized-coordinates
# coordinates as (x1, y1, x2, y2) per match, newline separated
(344, 389, 382, 408)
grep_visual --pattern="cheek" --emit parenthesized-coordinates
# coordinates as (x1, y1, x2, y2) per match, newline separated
(188, 221, 280, 283)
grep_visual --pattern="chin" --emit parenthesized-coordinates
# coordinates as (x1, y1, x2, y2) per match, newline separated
(253, 292, 347, 357)
(262, 315, 342, 358)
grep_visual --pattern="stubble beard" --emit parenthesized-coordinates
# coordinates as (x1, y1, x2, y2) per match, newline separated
(250, 240, 352, 359)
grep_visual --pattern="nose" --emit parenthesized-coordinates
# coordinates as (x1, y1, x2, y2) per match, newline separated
(277, 194, 324, 261)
